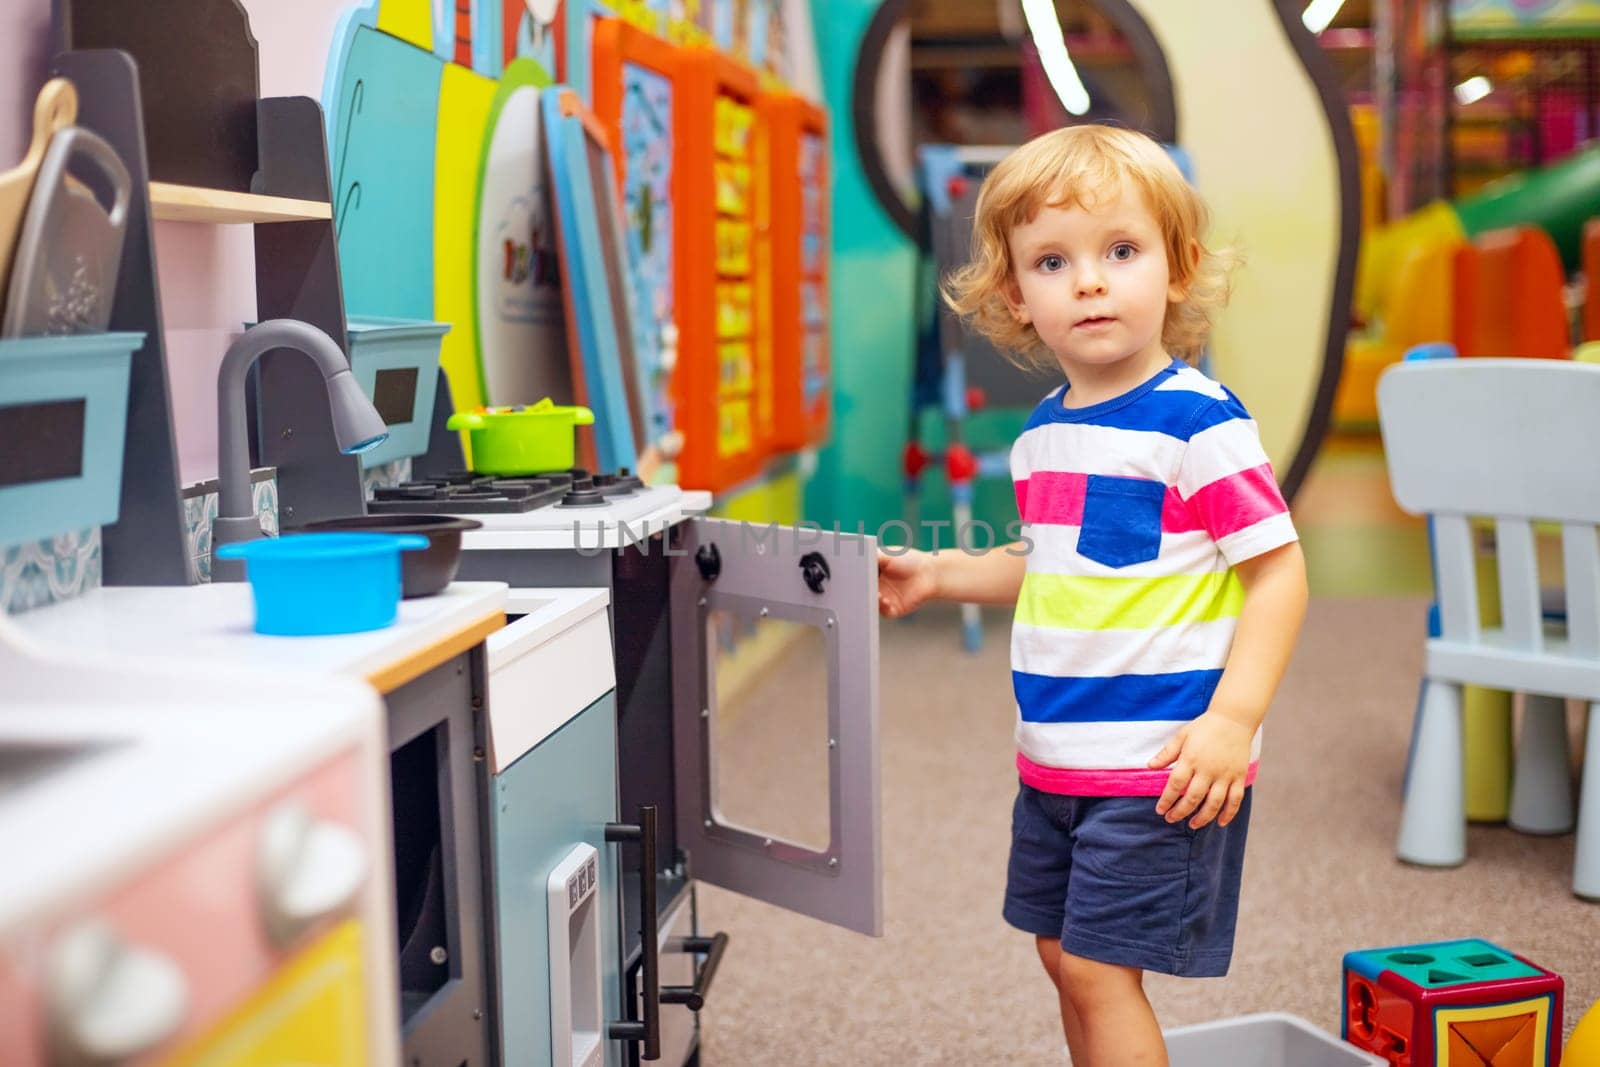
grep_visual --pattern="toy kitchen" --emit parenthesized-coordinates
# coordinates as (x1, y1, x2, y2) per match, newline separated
(0, 1, 873, 1065)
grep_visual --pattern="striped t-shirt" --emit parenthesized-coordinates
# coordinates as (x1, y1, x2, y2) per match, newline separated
(1010, 358, 1297, 796)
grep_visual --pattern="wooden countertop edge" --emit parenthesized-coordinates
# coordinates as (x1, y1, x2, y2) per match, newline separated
(366, 610, 506, 693)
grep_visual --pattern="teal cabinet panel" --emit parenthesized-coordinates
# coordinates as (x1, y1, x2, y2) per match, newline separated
(491, 692, 622, 1067)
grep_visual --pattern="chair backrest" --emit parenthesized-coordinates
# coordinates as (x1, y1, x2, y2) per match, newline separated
(1378, 358, 1600, 654)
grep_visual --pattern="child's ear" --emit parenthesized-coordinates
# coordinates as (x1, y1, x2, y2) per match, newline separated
(1168, 239, 1202, 303)
(1002, 275, 1031, 324)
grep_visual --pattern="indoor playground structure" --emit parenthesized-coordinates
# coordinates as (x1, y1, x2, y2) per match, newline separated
(2, 0, 1599, 1063)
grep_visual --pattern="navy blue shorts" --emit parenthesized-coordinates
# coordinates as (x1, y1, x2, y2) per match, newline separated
(1002, 782, 1251, 977)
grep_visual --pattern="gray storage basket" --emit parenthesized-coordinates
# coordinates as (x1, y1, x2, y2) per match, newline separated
(1163, 1013, 1385, 1067)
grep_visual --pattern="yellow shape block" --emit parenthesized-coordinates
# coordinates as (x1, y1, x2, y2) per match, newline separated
(714, 95, 754, 158)
(716, 219, 752, 275)
(434, 62, 498, 418)
(375, 0, 433, 51)
(719, 342, 752, 392)
(715, 160, 751, 215)
(163, 921, 368, 1066)
(716, 283, 753, 338)
(718, 399, 752, 455)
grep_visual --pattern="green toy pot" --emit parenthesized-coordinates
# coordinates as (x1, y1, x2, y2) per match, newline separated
(446, 399, 594, 475)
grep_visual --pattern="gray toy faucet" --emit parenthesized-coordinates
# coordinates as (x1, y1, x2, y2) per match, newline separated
(211, 319, 388, 582)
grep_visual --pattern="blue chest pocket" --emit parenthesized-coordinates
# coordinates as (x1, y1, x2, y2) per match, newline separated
(1077, 475, 1166, 568)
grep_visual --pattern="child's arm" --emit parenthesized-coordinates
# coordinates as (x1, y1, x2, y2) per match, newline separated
(1147, 540, 1309, 828)
(878, 544, 1028, 617)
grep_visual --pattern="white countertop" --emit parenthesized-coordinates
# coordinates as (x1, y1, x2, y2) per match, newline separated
(0, 616, 386, 930)
(489, 586, 610, 665)
(10, 581, 508, 691)
(462, 489, 714, 551)
(485, 587, 615, 771)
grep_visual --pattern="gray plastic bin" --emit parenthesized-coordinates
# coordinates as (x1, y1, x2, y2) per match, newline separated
(1163, 1013, 1385, 1067)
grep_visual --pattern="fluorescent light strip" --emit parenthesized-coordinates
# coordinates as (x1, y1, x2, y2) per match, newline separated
(1455, 76, 1492, 105)
(1302, 0, 1346, 33)
(1020, 0, 1090, 117)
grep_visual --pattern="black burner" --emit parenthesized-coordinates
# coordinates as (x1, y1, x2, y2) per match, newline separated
(368, 467, 647, 514)
(558, 476, 609, 508)
(368, 474, 568, 514)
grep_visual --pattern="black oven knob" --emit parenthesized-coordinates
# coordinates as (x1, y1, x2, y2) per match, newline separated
(695, 543, 721, 582)
(800, 551, 831, 593)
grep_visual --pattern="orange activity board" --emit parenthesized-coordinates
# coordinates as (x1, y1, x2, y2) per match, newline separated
(762, 92, 830, 450)
(671, 47, 771, 492)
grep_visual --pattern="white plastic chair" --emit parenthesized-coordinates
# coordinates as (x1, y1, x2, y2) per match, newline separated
(1378, 357, 1600, 899)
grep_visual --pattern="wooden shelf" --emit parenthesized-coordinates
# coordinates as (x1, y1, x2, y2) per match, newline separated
(148, 181, 331, 223)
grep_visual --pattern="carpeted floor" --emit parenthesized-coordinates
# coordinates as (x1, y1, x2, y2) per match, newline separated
(697, 597, 1598, 1065)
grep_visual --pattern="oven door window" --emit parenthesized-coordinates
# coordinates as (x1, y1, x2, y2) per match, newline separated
(706, 607, 832, 855)
(671, 517, 881, 938)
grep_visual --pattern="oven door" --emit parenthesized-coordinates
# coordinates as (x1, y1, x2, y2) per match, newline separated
(670, 518, 881, 937)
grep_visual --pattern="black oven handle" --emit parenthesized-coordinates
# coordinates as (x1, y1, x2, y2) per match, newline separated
(661, 932, 730, 1011)
(605, 806, 660, 1060)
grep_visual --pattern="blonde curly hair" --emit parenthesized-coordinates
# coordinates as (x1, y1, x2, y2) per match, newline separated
(943, 125, 1234, 372)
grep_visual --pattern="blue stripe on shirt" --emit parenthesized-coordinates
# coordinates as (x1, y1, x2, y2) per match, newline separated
(1012, 668, 1224, 723)
(1022, 383, 1247, 440)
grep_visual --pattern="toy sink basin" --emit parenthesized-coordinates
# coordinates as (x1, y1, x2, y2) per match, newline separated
(215, 532, 428, 635)
(446, 398, 594, 476)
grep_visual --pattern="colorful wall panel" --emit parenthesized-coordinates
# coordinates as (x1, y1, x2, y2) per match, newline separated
(593, 18, 677, 459)
(329, 5, 577, 419)
(475, 59, 569, 409)
(671, 47, 770, 492)
(762, 91, 830, 450)
(434, 62, 499, 412)
(330, 24, 442, 322)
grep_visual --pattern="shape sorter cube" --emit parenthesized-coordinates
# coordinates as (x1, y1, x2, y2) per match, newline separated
(1342, 939, 1564, 1067)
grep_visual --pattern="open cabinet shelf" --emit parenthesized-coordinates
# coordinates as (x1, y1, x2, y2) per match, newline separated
(148, 181, 331, 223)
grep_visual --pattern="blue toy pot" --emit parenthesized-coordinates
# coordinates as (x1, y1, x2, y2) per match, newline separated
(215, 532, 428, 635)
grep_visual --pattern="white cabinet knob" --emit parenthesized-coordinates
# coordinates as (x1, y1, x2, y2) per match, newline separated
(46, 919, 188, 1066)
(256, 804, 368, 948)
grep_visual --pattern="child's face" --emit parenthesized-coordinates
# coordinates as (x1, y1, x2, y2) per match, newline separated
(1002, 183, 1183, 376)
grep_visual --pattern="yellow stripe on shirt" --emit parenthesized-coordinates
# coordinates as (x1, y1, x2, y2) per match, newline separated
(1016, 570, 1245, 632)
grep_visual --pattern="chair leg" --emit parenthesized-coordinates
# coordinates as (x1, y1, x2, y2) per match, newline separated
(1574, 702, 1600, 900)
(1509, 693, 1574, 835)
(1398, 678, 1467, 867)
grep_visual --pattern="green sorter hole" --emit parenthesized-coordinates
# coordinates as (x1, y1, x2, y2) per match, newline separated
(1461, 953, 1505, 967)
(1388, 952, 1434, 964)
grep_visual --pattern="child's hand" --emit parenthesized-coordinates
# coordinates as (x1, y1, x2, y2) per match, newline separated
(1147, 712, 1255, 829)
(877, 549, 938, 617)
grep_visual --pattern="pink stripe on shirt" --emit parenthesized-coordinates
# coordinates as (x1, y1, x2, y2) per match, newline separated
(1014, 471, 1202, 533)
(1018, 751, 1261, 797)
(1185, 463, 1287, 541)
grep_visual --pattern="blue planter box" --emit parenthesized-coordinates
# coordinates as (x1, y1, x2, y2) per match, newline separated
(0, 332, 143, 548)
(346, 317, 450, 468)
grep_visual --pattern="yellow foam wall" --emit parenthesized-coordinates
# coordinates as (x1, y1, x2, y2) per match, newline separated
(712, 466, 802, 525)
(1123, 1, 1343, 477)
(435, 62, 497, 415)
(376, 0, 433, 51)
